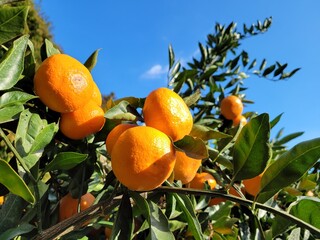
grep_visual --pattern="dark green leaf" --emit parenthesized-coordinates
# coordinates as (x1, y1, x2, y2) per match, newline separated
(0, 223, 35, 240)
(110, 192, 133, 240)
(233, 113, 271, 181)
(287, 68, 301, 78)
(0, 160, 35, 203)
(44, 152, 88, 173)
(208, 148, 233, 170)
(0, 6, 28, 45)
(0, 35, 29, 90)
(273, 63, 287, 77)
(248, 59, 256, 70)
(84, 48, 101, 71)
(168, 44, 175, 69)
(190, 124, 232, 141)
(262, 64, 276, 77)
(199, 42, 207, 62)
(290, 199, 320, 229)
(174, 135, 208, 159)
(259, 59, 266, 71)
(275, 132, 304, 146)
(270, 113, 283, 129)
(257, 138, 320, 203)
(173, 193, 204, 240)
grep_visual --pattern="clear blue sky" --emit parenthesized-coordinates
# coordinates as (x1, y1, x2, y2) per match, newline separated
(35, 0, 320, 147)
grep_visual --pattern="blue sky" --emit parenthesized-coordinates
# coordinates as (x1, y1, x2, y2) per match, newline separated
(35, 0, 320, 147)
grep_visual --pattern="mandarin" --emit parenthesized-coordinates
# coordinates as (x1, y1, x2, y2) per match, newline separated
(173, 151, 201, 184)
(188, 172, 217, 190)
(34, 54, 94, 113)
(232, 115, 247, 127)
(143, 88, 193, 141)
(220, 95, 243, 120)
(111, 126, 176, 191)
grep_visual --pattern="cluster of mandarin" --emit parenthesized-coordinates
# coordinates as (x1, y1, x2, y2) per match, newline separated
(34, 54, 105, 140)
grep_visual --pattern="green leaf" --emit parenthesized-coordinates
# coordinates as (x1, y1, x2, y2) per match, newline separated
(257, 138, 320, 203)
(290, 199, 320, 229)
(174, 135, 208, 159)
(84, 48, 101, 71)
(259, 59, 266, 71)
(183, 89, 201, 107)
(44, 152, 88, 173)
(15, 110, 57, 169)
(0, 104, 24, 123)
(190, 124, 232, 141)
(262, 64, 276, 77)
(0, 160, 35, 203)
(0, 35, 29, 90)
(274, 132, 304, 146)
(105, 100, 137, 121)
(168, 44, 175, 69)
(208, 148, 233, 170)
(43, 39, 60, 58)
(270, 113, 283, 129)
(0, 223, 35, 240)
(0, 91, 37, 108)
(0, 6, 28, 45)
(273, 63, 287, 77)
(173, 193, 204, 240)
(131, 192, 175, 240)
(232, 113, 271, 181)
(110, 192, 133, 240)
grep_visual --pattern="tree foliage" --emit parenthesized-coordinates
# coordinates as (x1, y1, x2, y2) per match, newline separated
(0, 1, 319, 240)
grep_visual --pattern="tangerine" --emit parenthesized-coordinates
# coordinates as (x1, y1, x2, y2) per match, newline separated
(111, 126, 176, 191)
(220, 95, 243, 120)
(232, 115, 247, 127)
(188, 172, 217, 190)
(34, 54, 94, 113)
(59, 192, 95, 222)
(143, 88, 193, 141)
(243, 173, 263, 197)
(59, 100, 105, 140)
(105, 123, 137, 155)
(0, 196, 4, 205)
(92, 81, 102, 107)
(173, 151, 201, 184)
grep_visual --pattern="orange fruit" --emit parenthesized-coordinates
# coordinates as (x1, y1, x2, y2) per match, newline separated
(105, 227, 112, 239)
(59, 192, 95, 222)
(220, 95, 243, 120)
(59, 100, 105, 140)
(111, 126, 176, 191)
(209, 197, 225, 206)
(105, 123, 137, 155)
(188, 172, 217, 190)
(34, 54, 94, 113)
(92, 81, 102, 107)
(143, 87, 193, 142)
(243, 173, 263, 197)
(232, 115, 247, 127)
(0, 196, 4, 205)
(173, 151, 201, 184)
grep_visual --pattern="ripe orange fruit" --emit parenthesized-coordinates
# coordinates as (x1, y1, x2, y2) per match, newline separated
(59, 100, 105, 140)
(0, 196, 4, 205)
(111, 126, 176, 191)
(173, 151, 201, 184)
(143, 87, 193, 142)
(232, 115, 247, 127)
(105, 123, 137, 155)
(188, 172, 217, 190)
(209, 197, 225, 206)
(59, 192, 95, 222)
(92, 81, 102, 107)
(34, 54, 94, 113)
(220, 95, 243, 120)
(243, 173, 263, 197)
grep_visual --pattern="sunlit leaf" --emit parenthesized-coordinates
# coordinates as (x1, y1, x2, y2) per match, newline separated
(0, 91, 37, 108)
(270, 113, 283, 129)
(84, 48, 101, 71)
(104, 100, 137, 121)
(174, 135, 208, 159)
(290, 199, 320, 229)
(233, 113, 271, 181)
(257, 138, 320, 203)
(44, 152, 88, 173)
(0, 35, 29, 90)
(43, 39, 60, 58)
(0, 6, 28, 45)
(0, 104, 24, 123)
(190, 124, 232, 141)
(0, 160, 35, 203)
(168, 44, 175, 69)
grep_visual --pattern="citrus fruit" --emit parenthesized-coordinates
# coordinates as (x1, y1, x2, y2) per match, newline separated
(59, 192, 95, 222)
(173, 151, 201, 184)
(143, 87, 193, 141)
(92, 81, 102, 107)
(188, 172, 217, 190)
(220, 95, 243, 120)
(105, 123, 137, 155)
(111, 126, 176, 191)
(243, 173, 263, 197)
(232, 115, 247, 127)
(34, 54, 94, 113)
(105, 227, 112, 239)
(0, 196, 4, 205)
(59, 100, 105, 140)
(209, 197, 225, 206)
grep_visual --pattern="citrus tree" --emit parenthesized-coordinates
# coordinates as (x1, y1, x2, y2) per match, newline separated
(0, 1, 319, 240)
